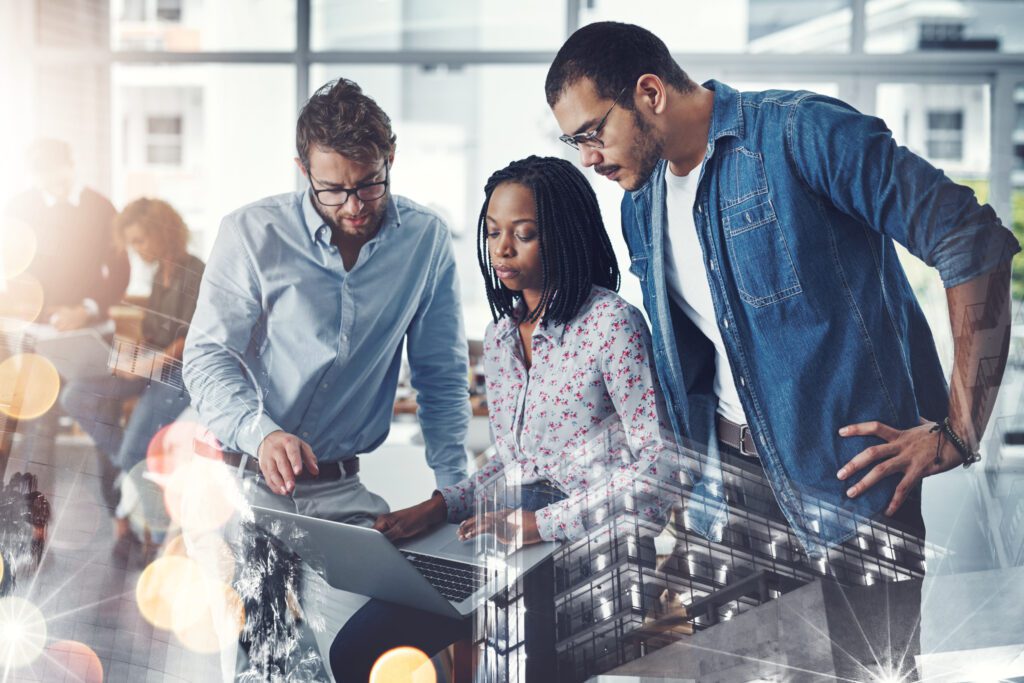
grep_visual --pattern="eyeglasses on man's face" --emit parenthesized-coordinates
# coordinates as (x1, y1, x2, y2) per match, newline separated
(558, 87, 629, 151)
(308, 163, 390, 207)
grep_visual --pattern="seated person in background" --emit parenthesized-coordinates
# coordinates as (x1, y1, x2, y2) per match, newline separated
(5, 139, 130, 330)
(4, 138, 130, 462)
(365, 156, 681, 681)
(62, 198, 203, 561)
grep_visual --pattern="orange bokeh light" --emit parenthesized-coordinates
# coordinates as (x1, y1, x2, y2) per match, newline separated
(146, 420, 222, 478)
(369, 646, 437, 683)
(165, 532, 236, 584)
(172, 579, 245, 654)
(164, 457, 241, 535)
(135, 555, 207, 631)
(0, 273, 45, 329)
(38, 640, 103, 683)
(1, 218, 37, 279)
(0, 353, 61, 420)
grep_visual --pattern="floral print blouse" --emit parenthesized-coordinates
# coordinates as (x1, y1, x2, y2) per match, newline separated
(439, 286, 681, 542)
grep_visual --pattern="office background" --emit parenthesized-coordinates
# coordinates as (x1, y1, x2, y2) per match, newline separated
(1, 1, 1024, 681)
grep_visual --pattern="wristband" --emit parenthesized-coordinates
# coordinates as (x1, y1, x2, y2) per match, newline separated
(940, 417, 981, 469)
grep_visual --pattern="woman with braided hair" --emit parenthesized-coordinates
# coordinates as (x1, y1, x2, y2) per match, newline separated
(366, 155, 681, 680)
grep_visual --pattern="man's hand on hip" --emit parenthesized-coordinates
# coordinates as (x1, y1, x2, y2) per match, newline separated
(256, 430, 319, 495)
(373, 492, 447, 542)
(837, 418, 961, 516)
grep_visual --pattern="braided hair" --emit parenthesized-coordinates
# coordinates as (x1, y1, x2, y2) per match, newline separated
(477, 156, 620, 326)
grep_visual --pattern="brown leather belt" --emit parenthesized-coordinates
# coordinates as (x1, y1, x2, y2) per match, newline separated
(221, 450, 359, 481)
(716, 415, 758, 458)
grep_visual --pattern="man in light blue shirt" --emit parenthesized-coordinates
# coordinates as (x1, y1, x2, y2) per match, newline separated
(183, 78, 470, 680)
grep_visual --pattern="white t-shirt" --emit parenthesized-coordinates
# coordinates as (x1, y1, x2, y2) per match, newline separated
(663, 163, 748, 425)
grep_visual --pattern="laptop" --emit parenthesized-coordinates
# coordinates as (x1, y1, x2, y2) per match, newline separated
(27, 324, 113, 380)
(251, 506, 560, 619)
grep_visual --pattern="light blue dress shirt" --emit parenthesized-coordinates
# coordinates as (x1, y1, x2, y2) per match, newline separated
(183, 190, 470, 488)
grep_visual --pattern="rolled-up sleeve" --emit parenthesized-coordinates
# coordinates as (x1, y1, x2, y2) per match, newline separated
(787, 94, 1019, 288)
(405, 222, 471, 489)
(183, 217, 279, 455)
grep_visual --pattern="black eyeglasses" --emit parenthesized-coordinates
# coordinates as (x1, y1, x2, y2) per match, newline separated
(559, 87, 629, 151)
(308, 164, 389, 206)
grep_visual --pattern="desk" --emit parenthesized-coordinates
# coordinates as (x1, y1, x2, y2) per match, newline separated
(393, 394, 488, 417)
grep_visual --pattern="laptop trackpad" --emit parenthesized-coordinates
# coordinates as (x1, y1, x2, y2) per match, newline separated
(398, 523, 498, 564)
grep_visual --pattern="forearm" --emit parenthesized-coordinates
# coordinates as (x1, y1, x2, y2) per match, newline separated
(945, 259, 1013, 449)
(183, 337, 278, 454)
(419, 399, 470, 488)
(438, 454, 505, 523)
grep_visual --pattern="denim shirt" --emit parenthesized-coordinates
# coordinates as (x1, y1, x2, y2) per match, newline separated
(621, 80, 1019, 550)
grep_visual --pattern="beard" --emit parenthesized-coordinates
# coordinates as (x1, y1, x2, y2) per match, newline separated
(314, 191, 389, 240)
(621, 110, 665, 192)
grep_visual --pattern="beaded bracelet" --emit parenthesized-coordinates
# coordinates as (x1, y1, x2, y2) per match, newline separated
(940, 417, 981, 469)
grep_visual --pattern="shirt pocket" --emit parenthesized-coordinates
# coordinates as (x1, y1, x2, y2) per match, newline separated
(722, 197, 802, 307)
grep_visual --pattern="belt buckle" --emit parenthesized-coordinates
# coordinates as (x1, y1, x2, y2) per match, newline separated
(738, 424, 756, 457)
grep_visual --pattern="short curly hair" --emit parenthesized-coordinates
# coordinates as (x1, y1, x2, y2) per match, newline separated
(114, 198, 190, 261)
(296, 78, 397, 168)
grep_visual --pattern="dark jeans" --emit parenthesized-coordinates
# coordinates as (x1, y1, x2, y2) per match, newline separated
(329, 599, 469, 683)
(61, 373, 190, 516)
(516, 481, 567, 682)
(723, 441, 925, 681)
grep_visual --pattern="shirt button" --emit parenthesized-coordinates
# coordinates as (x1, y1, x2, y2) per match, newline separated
(322, 382, 329, 389)
(739, 376, 746, 387)
(722, 318, 730, 329)
(302, 431, 309, 438)
(341, 334, 349, 343)
(709, 260, 716, 271)
(697, 205, 703, 214)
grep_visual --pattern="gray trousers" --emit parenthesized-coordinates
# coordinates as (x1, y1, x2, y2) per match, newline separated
(190, 463, 390, 683)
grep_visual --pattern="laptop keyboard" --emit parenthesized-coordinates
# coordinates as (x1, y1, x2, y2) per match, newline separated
(402, 552, 483, 603)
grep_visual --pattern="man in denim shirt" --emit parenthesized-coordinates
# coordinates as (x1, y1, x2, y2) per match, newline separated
(546, 22, 1018, 677)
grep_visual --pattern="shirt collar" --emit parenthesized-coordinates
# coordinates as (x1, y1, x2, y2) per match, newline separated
(41, 184, 84, 208)
(300, 190, 401, 247)
(629, 79, 743, 200)
(493, 301, 568, 348)
(703, 79, 745, 150)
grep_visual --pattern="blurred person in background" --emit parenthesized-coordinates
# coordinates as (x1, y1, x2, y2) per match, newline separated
(61, 198, 203, 563)
(4, 138, 130, 462)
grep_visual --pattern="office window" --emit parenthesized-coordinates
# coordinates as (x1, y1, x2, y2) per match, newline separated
(926, 110, 965, 160)
(145, 115, 184, 165)
(156, 0, 183, 22)
(581, 0, 851, 54)
(36, 0, 109, 49)
(113, 65, 296, 266)
(919, 22, 966, 48)
(867, 0, 1024, 53)
(877, 84, 989, 173)
(120, 0, 182, 23)
(111, 0, 295, 51)
(311, 0, 567, 51)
